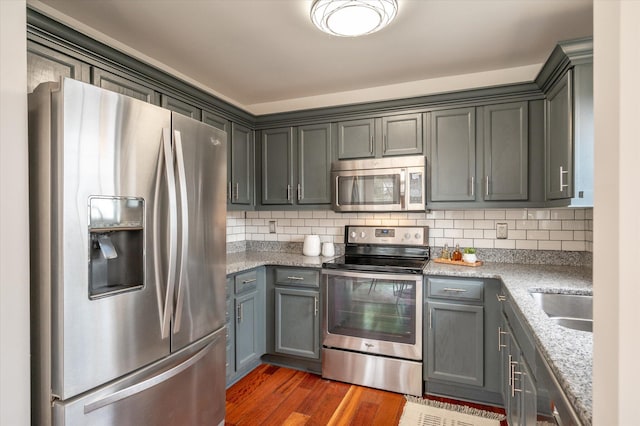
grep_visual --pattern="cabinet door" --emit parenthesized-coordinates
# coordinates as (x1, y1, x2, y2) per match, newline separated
(427, 301, 483, 386)
(230, 123, 254, 205)
(234, 290, 260, 371)
(92, 68, 158, 104)
(261, 127, 294, 205)
(298, 123, 331, 204)
(27, 40, 90, 93)
(483, 102, 528, 200)
(274, 287, 320, 359)
(429, 108, 476, 201)
(161, 95, 202, 120)
(225, 278, 235, 383)
(545, 70, 573, 200)
(382, 113, 423, 156)
(337, 119, 375, 159)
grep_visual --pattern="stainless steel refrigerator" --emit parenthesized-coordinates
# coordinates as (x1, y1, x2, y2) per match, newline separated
(29, 78, 227, 425)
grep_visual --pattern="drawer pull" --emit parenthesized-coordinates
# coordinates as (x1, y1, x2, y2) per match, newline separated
(442, 287, 467, 293)
(242, 278, 256, 284)
(287, 276, 305, 281)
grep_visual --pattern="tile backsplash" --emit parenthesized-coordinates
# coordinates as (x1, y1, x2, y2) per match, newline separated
(228, 208, 593, 252)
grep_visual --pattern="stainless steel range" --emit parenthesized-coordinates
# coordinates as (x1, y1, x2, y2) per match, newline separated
(321, 225, 429, 396)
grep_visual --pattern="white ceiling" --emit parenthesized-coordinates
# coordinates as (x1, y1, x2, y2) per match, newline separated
(31, 0, 593, 115)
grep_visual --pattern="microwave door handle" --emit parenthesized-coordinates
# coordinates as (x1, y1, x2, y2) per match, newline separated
(351, 176, 359, 203)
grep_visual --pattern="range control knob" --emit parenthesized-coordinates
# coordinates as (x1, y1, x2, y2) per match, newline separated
(359, 231, 367, 239)
(404, 233, 411, 240)
(350, 231, 357, 240)
(415, 233, 422, 240)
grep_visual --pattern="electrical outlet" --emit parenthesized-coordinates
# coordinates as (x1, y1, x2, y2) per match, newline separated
(269, 220, 276, 233)
(496, 223, 508, 239)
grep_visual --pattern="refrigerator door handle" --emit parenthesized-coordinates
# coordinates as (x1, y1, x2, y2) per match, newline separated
(154, 128, 178, 339)
(83, 338, 217, 414)
(172, 130, 189, 333)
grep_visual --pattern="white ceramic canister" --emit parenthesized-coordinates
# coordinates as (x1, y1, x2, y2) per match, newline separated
(303, 235, 321, 256)
(321, 242, 335, 257)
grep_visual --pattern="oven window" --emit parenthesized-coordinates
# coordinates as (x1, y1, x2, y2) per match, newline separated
(327, 275, 416, 344)
(337, 174, 400, 205)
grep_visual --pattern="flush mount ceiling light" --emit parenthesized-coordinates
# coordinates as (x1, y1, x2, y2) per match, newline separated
(310, 0, 398, 37)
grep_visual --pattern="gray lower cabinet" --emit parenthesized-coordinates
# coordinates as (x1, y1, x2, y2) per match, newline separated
(545, 63, 593, 206)
(226, 268, 266, 387)
(91, 68, 158, 104)
(260, 126, 331, 207)
(428, 108, 476, 202)
(265, 267, 321, 372)
(27, 40, 90, 93)
(424, 276, 503, 405)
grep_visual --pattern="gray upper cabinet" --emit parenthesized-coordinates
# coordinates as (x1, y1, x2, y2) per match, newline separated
(297, 123, 332, 205)
(261, 127, 294, 205)
(482, 102, 529, 201)
(337, 119, 375, 159)
(230, 123, 254, 206)
(92, 68, 158, 104)
(429, 108, 476, 202)
(382, 113, 423, 156)
(260, 125, 331, 207)
(545, 64, 593, 206)
(27, 40, 90, 93)
(161, 95, 202, 120)
(545, 71, 572, 201)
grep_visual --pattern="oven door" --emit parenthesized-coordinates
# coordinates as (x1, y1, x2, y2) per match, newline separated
(322, 269, 423, 360)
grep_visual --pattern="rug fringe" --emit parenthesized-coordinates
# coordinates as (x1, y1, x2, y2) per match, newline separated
(404, 395, 506, 421)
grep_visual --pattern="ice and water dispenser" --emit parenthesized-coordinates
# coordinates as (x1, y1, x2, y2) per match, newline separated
(88, 196, 144, 299)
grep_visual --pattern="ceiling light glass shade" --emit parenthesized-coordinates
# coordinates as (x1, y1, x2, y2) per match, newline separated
(311, 0, 398, 37)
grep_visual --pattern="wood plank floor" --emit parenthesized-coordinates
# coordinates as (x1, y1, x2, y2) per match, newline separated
(225, 364, 506, 425)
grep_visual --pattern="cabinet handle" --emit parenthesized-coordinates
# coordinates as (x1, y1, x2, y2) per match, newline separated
(236, 304, 242, 324)
(314, 297, 319, 317)
(559, 166, 569, 191)
(496, 294, 507, 302)
(511, 365, 523, 397)
(470, 176, 475, 197)
(383, 135, 387, 153)
(369, 136, 374, 154)
(498, 327, 508, 352)
(485, 176, 489, 196)
(442, 287, 467, 293)
(235, 182, 240, 200)
(287, 184, 291, 201)
(297, 183, 302, 201)
(227, 182, 232, 201)
(429, 308, 433, 329)
(287, 276, 305, 281)
(508, 354, 514, 387)
(242, 278, 256, 284)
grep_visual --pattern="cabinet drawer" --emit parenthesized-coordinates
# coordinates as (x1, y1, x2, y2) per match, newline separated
(234, 270, 258, 294)
(428, 277, 484, 302)
(275, 268, 319, 288)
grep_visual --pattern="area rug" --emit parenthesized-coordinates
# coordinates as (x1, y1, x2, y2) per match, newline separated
(399, 395, 505, 426)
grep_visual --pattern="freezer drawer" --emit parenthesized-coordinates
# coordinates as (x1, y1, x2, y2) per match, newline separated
(52, 328, 226, 426)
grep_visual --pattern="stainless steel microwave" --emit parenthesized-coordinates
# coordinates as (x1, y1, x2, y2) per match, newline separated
(331, 156, 426, 212)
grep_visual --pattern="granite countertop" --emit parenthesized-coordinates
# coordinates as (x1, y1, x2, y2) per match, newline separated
(226, 250, 593, 424)
(226, 250, 337, 275)
(425, 261, 593, 425)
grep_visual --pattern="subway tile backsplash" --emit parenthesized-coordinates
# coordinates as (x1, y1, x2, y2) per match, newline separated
(228, 208, 593, 252)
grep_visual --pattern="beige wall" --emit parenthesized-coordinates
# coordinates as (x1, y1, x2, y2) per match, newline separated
(0, 1, 30, 425)
(593, 1, 640, 424)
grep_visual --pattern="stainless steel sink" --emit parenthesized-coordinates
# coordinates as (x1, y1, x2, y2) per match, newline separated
(530, 292, 593, 332)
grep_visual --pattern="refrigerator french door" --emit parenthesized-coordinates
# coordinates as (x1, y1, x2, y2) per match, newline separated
(29, 78, 227, 425)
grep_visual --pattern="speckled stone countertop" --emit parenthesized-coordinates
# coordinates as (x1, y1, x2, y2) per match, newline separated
(226, 250, 337, 274)
(425, 262, 593, 425)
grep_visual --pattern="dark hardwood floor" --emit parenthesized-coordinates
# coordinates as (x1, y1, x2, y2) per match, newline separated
(225, 364, 507, 425)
